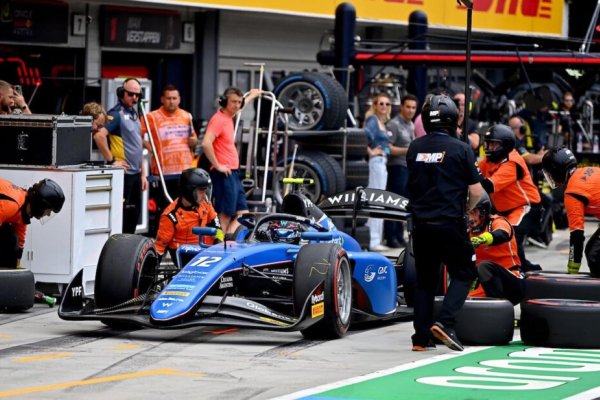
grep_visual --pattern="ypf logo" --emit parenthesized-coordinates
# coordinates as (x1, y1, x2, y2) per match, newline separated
(460, 0, 552, 19)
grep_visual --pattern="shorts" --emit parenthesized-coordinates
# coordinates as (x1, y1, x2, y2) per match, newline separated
(210, 169, 248, 217)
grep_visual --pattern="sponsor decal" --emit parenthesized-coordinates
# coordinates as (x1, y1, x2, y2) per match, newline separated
(71, 286, 83, 297)
(311, 303, 324, 318)
(325, 191, 408, 209)
(364, 265, 389, 283)
(156, 309, 168, 314)
(156, 297, 184, 303)
(263, 267, 290, 274)
(219, 276, 234, 289)
(162, 291, 190, 297)
(416, 152, 446, 163)
(259, 317, 290, 327)
(364, 266, 376, 283)
(246, 301, 294, 322)
(311, 292, 325, 305)
(168, 284, 194, 290)
(161, 302, 173, 308)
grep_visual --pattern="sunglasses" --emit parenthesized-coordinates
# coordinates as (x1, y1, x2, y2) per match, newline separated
(378, 102, 391, 106)
(125, 90, 141, 98)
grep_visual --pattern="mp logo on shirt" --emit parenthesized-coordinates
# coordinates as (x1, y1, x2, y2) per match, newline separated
(416, 152, 445, 163)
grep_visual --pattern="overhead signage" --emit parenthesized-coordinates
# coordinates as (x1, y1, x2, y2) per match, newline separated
(101, 5, 181, 50)
(0, 0, 69, 43)
(150, 0, 564, 37)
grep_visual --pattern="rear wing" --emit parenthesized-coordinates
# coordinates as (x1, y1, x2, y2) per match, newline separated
(318, 187, 410, 222)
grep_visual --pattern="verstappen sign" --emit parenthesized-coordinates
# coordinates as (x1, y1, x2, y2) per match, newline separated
(152, 0, 564, 37)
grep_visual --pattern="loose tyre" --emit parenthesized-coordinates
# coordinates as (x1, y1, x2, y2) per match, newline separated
(524, 271, 600, 301)
(275, 72, 348, 131)
(274, 151, 336, 205)
(95, 234, 158, 309)
(0, 268, 34, 311)
(293, 243, 352, 339)
(434, 296, 515, 345)
(521, 299, 600, 348)
(297, 128, 368, 158)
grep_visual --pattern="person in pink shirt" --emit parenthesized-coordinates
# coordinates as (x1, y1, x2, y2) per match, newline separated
(201, 87, 261, 234)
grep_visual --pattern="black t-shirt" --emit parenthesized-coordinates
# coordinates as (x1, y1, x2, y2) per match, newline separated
(407, 131, 482, 220)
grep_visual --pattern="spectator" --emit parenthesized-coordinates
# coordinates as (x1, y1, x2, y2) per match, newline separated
(384, 93, 417, 248)
(407, 94, 483, 352)
(468, 192, 525, 305)
(480, 124, 542, 272)
(81, 102, 108, 162)
(93, 77, 148, 234)
(0, 178, 65, 269)
(413, 113, 426, 138)
(364, 93, 393, 252)
(0, 80, 15, 114)
(558, 91, 578, 149)
(201, 87, 261, 234)
(141, 84, 198, 233)
(542, 148, 600, 277)
(453, 92, 480, 155)
(155, 168, 223, 267)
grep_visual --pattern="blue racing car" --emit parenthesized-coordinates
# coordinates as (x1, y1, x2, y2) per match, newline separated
(59, 181, 415, 339)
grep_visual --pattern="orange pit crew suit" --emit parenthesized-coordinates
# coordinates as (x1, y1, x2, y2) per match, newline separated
(469, 214, 525, 305)
(155, 197, 224, 266)
(0, 179, 29, 268)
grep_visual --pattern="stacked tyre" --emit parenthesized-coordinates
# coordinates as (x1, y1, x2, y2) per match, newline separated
(272, 72, 370, 248)
(520, 271, 600, 348)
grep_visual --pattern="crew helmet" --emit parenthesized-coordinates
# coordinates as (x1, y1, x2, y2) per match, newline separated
(469, 191, 492, 233)
(484, 124, 516, 162)
(27, 179, 65, 219)
(179, 168, 211, 204)
(421, 94, 459, 135)
(542, 147, 577, 189)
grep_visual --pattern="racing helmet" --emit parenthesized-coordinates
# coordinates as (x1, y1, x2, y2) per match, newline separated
(469, 191, 492, 233)
(27, 179, 65, 219)
(179, 168, 211, 204)
(268, 220, 301, 244)
(542, 147, 577, 189)
(484, 124, 516, 162)
(421, 94, 459, 135)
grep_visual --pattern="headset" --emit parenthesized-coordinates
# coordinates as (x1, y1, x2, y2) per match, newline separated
(218, 87, 244, 108)
(116, 77, 142, 99)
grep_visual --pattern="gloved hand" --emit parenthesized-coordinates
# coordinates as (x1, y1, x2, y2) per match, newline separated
(567, 261, 581, 274)
(471, 232, 493, 248)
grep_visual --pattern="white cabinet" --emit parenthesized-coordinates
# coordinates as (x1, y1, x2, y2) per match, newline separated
(1, 166, 124, 294)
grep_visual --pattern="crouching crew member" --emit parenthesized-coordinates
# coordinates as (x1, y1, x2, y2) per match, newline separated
(542, 147, 600, 277)
(155, 168, 224, 266)
(468, 192, 525, 305)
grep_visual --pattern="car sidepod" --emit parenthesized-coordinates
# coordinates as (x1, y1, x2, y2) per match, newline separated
(350, 251, 398, 316)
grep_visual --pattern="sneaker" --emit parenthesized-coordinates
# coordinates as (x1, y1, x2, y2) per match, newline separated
(431, 322, 464, 351)
(370, 244, 390, 252)
(527, 237, 548, 249)
(412, 339, 437, 352)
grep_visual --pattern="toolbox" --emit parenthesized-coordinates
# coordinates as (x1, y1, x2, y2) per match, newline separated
(0, 114, 92, 166)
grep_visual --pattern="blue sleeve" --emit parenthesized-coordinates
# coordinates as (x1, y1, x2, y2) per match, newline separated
(104, 110, 121, 134)
(364, 116, 378, 147)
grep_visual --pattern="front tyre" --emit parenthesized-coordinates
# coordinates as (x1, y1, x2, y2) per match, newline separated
(293, 243, 352, 339)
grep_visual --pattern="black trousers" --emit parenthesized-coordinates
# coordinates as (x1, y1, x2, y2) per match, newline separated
(0, 225, 19, 268)
(411, 219, 478, 346)
(513, 202, 542, 272)
(123, 173, 142, 234)
(477, 261, 525, 305)
(585, 225, 600, 278)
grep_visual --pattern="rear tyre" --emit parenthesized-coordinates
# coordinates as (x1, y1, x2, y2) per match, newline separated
(293, 244, 352, 339)
(95, 234, 158, 328)
(0, 268, 34, 311)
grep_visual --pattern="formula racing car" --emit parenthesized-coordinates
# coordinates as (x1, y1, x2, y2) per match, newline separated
(59, 181, 415, 339)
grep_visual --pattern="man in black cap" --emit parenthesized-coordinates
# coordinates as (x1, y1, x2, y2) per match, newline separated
(407, 94, 484, 352)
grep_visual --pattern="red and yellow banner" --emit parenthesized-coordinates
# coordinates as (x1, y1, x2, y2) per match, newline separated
(144, 0, 565, 37)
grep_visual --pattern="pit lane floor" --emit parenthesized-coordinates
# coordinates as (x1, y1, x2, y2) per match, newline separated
(0, 224, 591, 400)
